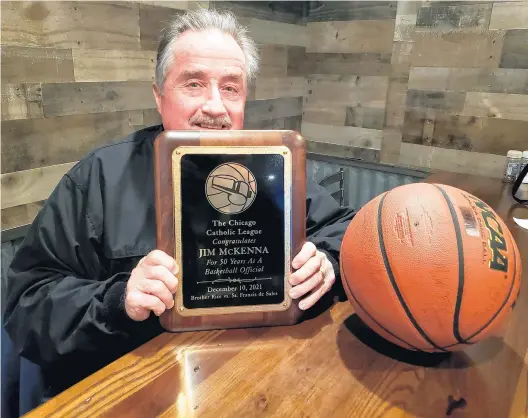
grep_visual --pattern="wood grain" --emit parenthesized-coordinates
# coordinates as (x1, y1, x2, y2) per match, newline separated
(243, 115, 302, 131)
(288, 50, 392, 77)
(301, 122, 383, 149)
(307, 1, 397, 22)
(1, 46, 74, 84)
(490, 1, 528, 30)
(462, 92, 528, 121)
(406, 89, 466, 112)
(306, 140, 380, 162)
(1, 1, 140, 49)
(1, 111, 137, 173)
(345, 107, 386, 130)
(307, 20, 395, 54)
(247, 18, 309, 47)
(254, 77, 307, 100)
(1, 162, 77, 209)
(259, 45, 288, 77)
(409, 67, 528, 94)
(131, 1, 189, 10)
(302, 104, 346, 126)
(398, 143, 507, 178)
(1, 83, 43, 121)
(411, 31, 505, 68)
(244, 97, 303, 123)
(211, 1, 306, 25)
(500, 29, 528, 69)
(305, 75, 389, 109)
(415, 2, 493, 31)
(24, 172, 528, 418)
(385, 78, 408, 128)
(402, 108, 528, 155)
(41, 81, 156, 117)
(142, 109, 162, 127)
(380, 127, 402, 164)
(394, 1, 418, 42)
(73, 49, 157, 82)
(139, 4, 186, 50)
(1, 201, 44, 230)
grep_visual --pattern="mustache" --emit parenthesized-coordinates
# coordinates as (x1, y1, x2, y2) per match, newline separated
(189, 114, 232, 129)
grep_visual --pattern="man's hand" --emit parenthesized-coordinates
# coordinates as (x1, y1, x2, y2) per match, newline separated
(125, 250, 179, 321)
(289, 242, 336, 310)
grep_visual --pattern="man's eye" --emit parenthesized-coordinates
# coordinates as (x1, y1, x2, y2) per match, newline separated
(189, 82, 200, 88)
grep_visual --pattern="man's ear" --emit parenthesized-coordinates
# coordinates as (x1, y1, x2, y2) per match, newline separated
(152, 82, 162, 114)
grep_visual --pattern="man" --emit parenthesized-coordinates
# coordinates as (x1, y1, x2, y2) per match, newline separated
(3, 8, 355, 399)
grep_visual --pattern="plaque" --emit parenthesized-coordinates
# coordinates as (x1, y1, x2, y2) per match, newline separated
(153, 130, 306, 332)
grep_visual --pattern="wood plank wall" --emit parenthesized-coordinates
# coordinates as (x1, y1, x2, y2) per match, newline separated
(2, 1, 527, 233)
(1, 1, 307, 232)
(297, 0, 528, 177)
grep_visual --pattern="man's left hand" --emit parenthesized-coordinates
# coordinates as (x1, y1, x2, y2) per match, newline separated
(289, 242, 336, 310)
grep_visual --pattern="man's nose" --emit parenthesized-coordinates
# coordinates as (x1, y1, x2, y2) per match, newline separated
(202, 85, 227, 117)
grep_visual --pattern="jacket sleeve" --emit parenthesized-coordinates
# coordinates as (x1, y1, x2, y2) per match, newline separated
(2, 173, 158, 368)
(304, 179, 356, 298)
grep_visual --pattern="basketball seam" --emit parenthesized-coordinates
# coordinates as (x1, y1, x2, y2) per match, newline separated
(433, 185, 466, 345)
(465, 233, 518, 343)
(340, 259, 421, 351)
(378, 192, 448, 352)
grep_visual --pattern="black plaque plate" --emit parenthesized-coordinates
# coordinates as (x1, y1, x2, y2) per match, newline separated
(172, 146, 292, 316)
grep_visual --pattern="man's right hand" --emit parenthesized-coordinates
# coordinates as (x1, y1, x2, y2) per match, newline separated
(125, 250, 179, 321)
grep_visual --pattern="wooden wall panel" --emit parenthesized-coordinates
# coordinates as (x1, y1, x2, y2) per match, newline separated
(307, 1, 397, 22)
(139, 4, 186, 50)
(2, 84, 43, 121)
(411, 31, 504, 68)
(1, 162, 77, 210)
(299, 0, 526, 179)
(1, 111, 140, 173)
(41, 81, 157, 117)
(308, 20, 395, 54)
(1, 1, 308, 231)
(1, 2, 140, 49)
(489, 2, 528, 30)
(500, 29, 528, 69)
(1, 47, 75, 84)
(3, 0, 527, 231)
(415, 2, 493, 31)
(72, 50, 157, 82)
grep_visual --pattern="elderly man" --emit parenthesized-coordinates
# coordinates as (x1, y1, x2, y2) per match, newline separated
(3, 8, 355, 398)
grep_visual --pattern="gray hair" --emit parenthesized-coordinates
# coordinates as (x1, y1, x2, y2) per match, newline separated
(155, 8, 260, 94)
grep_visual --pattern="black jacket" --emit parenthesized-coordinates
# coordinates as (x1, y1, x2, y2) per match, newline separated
(3, 124, 355, 395)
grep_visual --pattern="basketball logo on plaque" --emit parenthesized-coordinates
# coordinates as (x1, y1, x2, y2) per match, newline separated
(205, 163, 257, 214)
(153, 130, 306, 332)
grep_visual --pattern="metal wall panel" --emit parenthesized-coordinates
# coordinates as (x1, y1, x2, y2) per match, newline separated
(307, 154, 428, 211)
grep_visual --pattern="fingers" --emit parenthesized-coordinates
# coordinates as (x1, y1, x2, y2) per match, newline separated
(290, 249, 323, 286)
(137, 278, 175, 310)
(298, 264, 336, 311)
(142, 249, 179, 275)
(127, 291, 167, 317)
(144, 264, 179, 294)
(292, 241, 317, 270)
(125, 250, 180, 321)
(289, 268, 323, 299)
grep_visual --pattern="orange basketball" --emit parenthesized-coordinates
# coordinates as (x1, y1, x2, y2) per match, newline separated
(340, 183, 522, 352)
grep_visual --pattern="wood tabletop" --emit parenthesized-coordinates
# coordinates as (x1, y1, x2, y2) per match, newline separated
(25, 172, 527, 418)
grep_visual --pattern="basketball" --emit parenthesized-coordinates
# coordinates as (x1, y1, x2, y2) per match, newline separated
(339, 182, 522, 352)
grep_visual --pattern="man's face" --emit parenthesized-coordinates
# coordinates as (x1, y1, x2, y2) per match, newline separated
(153, 29, 247, 131)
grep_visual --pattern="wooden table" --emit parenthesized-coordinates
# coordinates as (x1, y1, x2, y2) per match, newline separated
(25, 172, 527, 418)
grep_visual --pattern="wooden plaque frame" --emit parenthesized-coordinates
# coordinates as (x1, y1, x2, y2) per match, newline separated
(153, 130, 306, 332)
